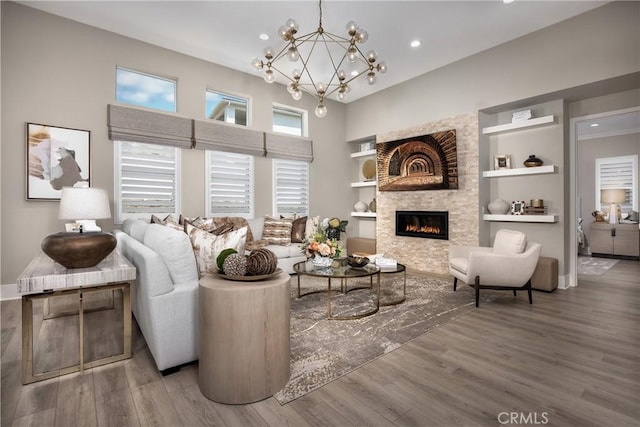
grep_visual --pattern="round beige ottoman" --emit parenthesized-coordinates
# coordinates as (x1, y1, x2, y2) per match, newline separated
(198, 271, 290, 404)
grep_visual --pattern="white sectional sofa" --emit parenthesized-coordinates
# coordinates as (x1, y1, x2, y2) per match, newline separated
(114, 216, 306, 372)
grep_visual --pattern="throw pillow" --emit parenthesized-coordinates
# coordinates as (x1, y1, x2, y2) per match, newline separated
(262, 216, 293, 246)
(210, 217, 254, 242)
(290, 216, 307, 243)
(185, 222, 248, 276)
(305, 216, 320, 239)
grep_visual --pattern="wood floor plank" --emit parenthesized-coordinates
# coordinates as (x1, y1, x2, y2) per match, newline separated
(1, 259, 638, 426)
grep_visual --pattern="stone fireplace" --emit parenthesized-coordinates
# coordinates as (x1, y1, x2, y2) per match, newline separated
(396, 210, 448, 240)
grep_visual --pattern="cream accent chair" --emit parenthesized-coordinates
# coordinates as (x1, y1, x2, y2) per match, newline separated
(449, 229, 542, 307)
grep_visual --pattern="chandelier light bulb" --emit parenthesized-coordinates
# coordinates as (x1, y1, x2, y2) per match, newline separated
(366, 50, 378, 63)
(251, 58, 264, 71)
(287, 46, 299, 62)
(357, 29, 368, 44)
(292, 68, 302, 80)
(347, 46, 358, 63)
(264, 69, 275, 83)
(337, 69, 346, 81)
(315, 104, 327, 118)
(287, 82, 296, 94)
(263, 46, 275, 59)
(367, 72, 376, 85)
(292, 89, 302, 101)
(346, 21, 358, 36)
(278, 26, 289, 40)
(286, 18, 299, 33)
(377, 62, 388, 74)
(337, 91, 346, 101)
(316, 82, 327, 94)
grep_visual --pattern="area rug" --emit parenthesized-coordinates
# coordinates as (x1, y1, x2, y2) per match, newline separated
(274, 272, 496, 404)
(577, 256, 619, 275)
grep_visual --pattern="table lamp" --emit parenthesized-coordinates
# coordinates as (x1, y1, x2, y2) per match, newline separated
(41, 184, 117, 268)
(601, 189, 626, 224)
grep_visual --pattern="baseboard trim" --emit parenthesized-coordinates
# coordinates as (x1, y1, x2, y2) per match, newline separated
(1, 283, 20, 301)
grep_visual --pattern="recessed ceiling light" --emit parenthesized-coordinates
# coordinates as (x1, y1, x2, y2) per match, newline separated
(503, 0, 515, 4)
(350, 70, 359, 77)
(410, 40, 421, 48)
(590, 123, 600, 127)
(259, 33, 269, 41)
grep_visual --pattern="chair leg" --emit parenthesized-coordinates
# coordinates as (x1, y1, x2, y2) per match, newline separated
(474, 276, 480, 307)
(453, 277, 458, 291)
(527, 280, 533, 304)
(513, 290, 517, 296)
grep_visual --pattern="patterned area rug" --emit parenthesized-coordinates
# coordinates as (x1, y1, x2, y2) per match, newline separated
(577, 256, 619, 275)
(274, 272, 496, 404)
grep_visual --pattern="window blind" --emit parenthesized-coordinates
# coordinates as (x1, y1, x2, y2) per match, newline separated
(596, 155, 638, 212)
(206, 151, 254, 217)
(193, 120, 265, 156)
(273, 159, 309, 216)
(265, 132, 313, 162)
(115, 141, 180, 222)
(108, 104, 192, 149)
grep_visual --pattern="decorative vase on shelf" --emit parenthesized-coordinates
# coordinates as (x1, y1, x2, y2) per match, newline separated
(354, 201, 368, 212)
(523, 155, 543, 167)
(312, 256, 333, 268)
(488, 199, 510, 215)
(369, 198, 377, 213)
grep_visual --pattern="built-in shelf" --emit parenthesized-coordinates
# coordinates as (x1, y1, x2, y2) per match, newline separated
(482, 115, 556, 135)
(482, 165, 557, 178)
(351, 181, 377, 188)
(483, 214, 558, 223)
(350, 149, 376, 158)
(351, 212, 377, 218)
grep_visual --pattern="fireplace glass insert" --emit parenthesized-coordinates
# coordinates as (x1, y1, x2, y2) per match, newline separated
(395, 210, 448, 240)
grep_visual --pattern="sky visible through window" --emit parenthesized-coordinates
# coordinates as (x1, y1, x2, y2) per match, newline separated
(116, 67, 176, 112)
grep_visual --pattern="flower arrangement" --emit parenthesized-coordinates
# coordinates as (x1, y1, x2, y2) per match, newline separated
(302, 217, 345, 259)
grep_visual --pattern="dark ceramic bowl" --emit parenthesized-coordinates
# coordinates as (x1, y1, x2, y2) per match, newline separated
(347, 255, 369, 268)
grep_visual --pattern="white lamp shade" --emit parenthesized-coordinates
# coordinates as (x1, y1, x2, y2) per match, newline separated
(601, 189, 626, 204)
(59, 187, 112, 220)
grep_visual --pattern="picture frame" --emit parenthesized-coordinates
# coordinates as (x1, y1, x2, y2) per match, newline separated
(26, 123, 90, 200)
(511, 200, 526, 215)
(494, 154, 511, 170)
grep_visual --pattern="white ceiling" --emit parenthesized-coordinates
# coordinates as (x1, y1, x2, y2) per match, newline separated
(20, 0, 609, 103)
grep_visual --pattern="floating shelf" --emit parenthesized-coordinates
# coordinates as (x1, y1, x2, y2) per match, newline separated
(483, 214, 558, 223)
(482, 165, 557, 178)
(482, 115, 556, 135)
(351, 212, 377, 218)
(351, 181, 377, 188)
(350, 149, 376, 158)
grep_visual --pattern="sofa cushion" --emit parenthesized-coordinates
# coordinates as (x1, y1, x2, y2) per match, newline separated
(186, 223, 248, 275)
(493, 229, 527, 255)
(262, 216, 292, 245)
(143, 224, 198, 285)
(122, 218, 150, 243)
(247, 217, 264, 241)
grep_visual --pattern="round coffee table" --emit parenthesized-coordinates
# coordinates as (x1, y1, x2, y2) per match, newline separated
(378, 263, 407, 306)
(293, 261, 380, 320)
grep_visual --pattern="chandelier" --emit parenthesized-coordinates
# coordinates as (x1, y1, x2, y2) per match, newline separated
(251, 0, 387, 118)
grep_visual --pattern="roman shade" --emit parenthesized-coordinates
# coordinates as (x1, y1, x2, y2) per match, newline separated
(193, 120, 265, 157)
(265, 132, 313, 162)
(107, 104, 193, 149)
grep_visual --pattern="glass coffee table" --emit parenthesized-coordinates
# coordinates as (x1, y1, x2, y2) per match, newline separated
(293, 261, 380, 320)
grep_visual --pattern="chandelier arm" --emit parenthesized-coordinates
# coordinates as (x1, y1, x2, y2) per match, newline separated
(318, 32, 342, 89)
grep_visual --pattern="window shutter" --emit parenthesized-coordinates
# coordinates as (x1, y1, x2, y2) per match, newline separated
(273, 159, 309, 216)
(206, 151, 253, 217)
(596, 155, 638, 212)
(115, 141, 180, 222)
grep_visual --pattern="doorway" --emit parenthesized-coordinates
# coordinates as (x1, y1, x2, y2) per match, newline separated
(569, 107, 640, 286)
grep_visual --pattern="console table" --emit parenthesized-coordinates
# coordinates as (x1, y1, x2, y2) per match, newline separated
(590, 222, 640, 260)
(198, 271, 291, 404)
(17, 250, 135, 384)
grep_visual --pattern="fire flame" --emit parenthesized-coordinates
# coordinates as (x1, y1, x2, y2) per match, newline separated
(405, 224, 441, 234)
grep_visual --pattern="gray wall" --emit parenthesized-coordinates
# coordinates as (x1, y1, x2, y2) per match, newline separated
(1, 2, 349, 284)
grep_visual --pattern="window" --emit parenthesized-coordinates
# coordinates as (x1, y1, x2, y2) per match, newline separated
(273, 159, 309, 216)
(272, 105, 309, 216)
(114, 141, 181, 223)
(116, 67, 176, 112)
(206, 90, 248, 126)
(206, 151, 254, 217)
(596, 155, 638, 212)
(273, 105, 305, 136)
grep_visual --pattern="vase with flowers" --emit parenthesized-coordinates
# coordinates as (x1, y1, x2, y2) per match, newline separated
(324, 217, 348, 240)
(302, 218, 345, 268)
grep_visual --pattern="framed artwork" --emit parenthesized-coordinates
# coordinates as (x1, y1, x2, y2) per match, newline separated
(26, 123, 90, 200)
(511, 200, 526, 215)
(494, 154, 511, 170)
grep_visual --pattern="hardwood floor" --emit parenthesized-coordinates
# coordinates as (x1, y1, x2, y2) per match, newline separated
(2, 260, 638, 426)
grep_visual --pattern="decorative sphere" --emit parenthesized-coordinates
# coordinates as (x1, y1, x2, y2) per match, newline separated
(354, 201, 368, 212)
(488, 199, 510, 215)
